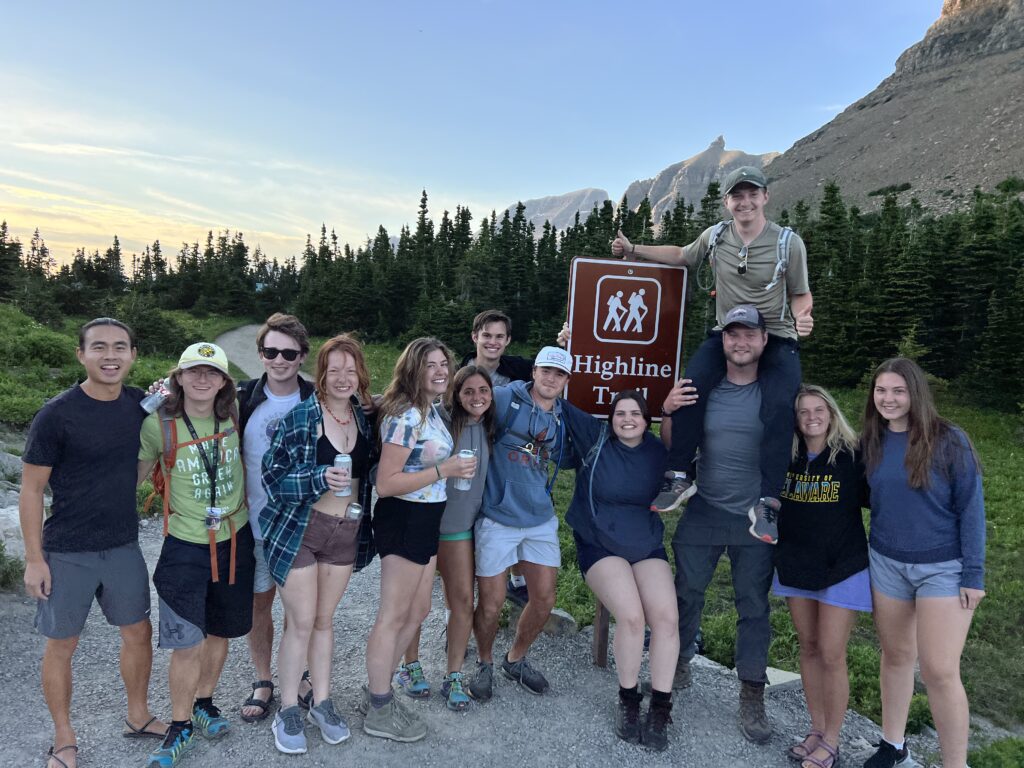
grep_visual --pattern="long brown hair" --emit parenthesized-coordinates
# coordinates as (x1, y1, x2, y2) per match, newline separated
(379, 337, 454, 424)
(446, 366, 496, 447)
(861, 357, 979, 488)
(165, 367, 238, 421)
(314, 334, 371, 406)
(793, 384, 857, 464)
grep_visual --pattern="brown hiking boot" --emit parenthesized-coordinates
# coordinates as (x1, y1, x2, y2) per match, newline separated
(738, 681, 772, 744)
(672, 659, 692, 689)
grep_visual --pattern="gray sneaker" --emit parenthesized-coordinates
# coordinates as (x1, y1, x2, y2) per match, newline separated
(272, 705, 307, 755)
(307, 699, 350, 745)
(501, 654, 549, 695)
(651, 471, 697, 513)
(747, 497, 780, 545)
(362, 697, 427, 742)
(467, 661, 494, 701)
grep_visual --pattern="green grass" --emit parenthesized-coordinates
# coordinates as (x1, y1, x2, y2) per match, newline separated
(970, 737, 1024, 767)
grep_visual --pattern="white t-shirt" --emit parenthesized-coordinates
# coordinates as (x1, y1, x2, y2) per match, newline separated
(244, 385, 302, 539)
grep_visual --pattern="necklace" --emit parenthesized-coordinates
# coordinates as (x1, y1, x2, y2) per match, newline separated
(320, 397, 352, 426)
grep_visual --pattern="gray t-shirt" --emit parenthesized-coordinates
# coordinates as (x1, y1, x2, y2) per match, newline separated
(440, 420, 490, 534)
(243, 386, 302, 540)
(467, 357, 511, 387)
(692, 379, 762, 518)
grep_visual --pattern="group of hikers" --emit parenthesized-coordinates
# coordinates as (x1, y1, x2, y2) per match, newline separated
(20, 166, 985, 768)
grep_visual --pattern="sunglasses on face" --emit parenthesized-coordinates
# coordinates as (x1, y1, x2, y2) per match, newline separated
(260, 347, 301, 361)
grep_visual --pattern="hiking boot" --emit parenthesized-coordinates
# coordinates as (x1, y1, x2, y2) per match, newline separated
(394, 660, 431, 698)
(738, 681, 772, 744)
(362, 697, 427, 742)
(147, 722, 195, 768)
(501, 653, 549, 695)
(615, 691, 642, 744)
(467, 661, 494, 701)
(506, 578, 529, 608)
(650, 471, 696, 513)
(271, 705, 307, 755)
(307, 699, 350, 744)
(748, 497, 780, 544)
(442, 671, 471, 711)
(191, 700, 230, 740)
(863, 739, 911, 768)
(642, 703, 673, 752)
(672, 659, 692, 689)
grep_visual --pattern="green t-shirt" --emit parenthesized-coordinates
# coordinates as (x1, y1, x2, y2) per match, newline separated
(681, 221, 810, 339)
(140, 412, 247, 544)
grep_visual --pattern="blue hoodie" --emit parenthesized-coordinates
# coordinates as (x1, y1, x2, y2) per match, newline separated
(481, 380, 576, 528)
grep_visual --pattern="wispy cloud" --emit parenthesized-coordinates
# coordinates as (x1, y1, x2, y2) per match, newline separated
(818, 103, 848, 112)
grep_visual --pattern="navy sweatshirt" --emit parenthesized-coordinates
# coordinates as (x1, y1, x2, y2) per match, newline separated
(868, 427, 986, 590)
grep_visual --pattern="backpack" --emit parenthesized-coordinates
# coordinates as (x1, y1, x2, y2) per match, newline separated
(144, 405, 245, 583)
(704, 220, 794, 321)
(494, 389, 565, 496)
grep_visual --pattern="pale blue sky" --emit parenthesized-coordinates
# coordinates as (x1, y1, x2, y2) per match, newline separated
(0, 1, 941, 263)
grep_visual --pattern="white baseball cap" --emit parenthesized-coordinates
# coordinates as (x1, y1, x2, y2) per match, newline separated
(534, 346, 573, 375)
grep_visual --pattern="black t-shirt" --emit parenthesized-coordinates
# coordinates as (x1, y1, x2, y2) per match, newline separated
(22, 384, 146, 553)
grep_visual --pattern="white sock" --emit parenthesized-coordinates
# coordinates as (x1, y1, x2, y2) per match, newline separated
(444, 608, 451, 625)
(510, 575, 526, 588)
(886, 738, 905, 750)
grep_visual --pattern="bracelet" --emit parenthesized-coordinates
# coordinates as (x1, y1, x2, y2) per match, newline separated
(630, 242, 636, 255)
(435, 464, 442, 480)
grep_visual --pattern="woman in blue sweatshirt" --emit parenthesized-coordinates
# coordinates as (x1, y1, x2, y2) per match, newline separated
(562, 389, 681, 752)
(773, 384, 869, 768)
(861, 357, 985, 768)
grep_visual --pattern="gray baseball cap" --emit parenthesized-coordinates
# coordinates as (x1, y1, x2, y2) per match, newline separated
(722, 166, 767, 195)
(723, 304, 766, 330)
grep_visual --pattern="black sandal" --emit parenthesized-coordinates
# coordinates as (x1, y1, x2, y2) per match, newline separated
(46, 745, 78, 768)
(298, 670, 314, 711)
(123, 716, 167, 739)
(240, 680, 275, 723)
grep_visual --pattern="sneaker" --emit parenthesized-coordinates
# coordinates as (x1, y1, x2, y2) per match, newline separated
(147, 722, 196, 768)
(615, 692, 642, 744)
(191, 701, 230, 740)
(863, 739, 911, 768)
(748, 497, 780, 544)
(271, 705, 307, 755)
(467, 661, 494, 701)
(362, 697, 427, 742)
(738, 681, 772, 744)
(506, 578, 529, 608)
(672, 659, 692, 689)
(642, 704, 672, 752)
(501, 653, 549, 695)
(650, 471, 696, 513)
(307, 699, 351, 745)
(442, 671, 471, 711)
(394, 660, 431, 698)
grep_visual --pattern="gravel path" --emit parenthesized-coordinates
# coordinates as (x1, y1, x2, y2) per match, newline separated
(0, 325, 944, 767)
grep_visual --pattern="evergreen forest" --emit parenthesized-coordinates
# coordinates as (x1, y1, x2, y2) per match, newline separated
(2, 178, 1023, 412)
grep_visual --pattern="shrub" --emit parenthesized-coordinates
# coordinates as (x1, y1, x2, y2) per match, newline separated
(970, 737, 1024, 768)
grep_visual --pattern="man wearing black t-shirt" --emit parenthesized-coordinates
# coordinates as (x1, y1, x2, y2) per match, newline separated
(21, 318, 166, 768)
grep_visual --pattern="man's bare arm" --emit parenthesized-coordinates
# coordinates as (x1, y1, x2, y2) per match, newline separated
(19, 463, 53, 599)
(611, 229, 686, 266)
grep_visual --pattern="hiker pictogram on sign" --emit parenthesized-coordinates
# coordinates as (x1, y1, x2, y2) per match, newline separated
(594, 276, 660, 344)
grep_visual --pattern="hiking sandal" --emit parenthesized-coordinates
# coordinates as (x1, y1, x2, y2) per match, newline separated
(123, 716, 167, 739)
(787, 730, 824, 761)
(46, 745, 78, 768)
(240, 680, 275, 723)
(801, 740, 838, 768)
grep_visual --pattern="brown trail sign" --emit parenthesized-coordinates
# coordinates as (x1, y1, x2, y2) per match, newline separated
(565, 258, 688, 419)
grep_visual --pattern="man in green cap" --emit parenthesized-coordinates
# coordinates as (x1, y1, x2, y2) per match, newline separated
(612, 165, 814, 542)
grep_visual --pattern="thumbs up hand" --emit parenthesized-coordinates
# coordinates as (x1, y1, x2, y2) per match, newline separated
(795, 302, 814, 337)
(611, 229, 633, 259)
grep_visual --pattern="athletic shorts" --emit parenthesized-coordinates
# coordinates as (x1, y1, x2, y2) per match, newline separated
(292, 508, 360, 569)
(372, 496, 445, 565)
(772, 568, 873, 612)
(869, 547, 963, 601)
(439, 530, 473, 543)
(474, 515, 561, 577)
(252, 538, 274, 594)
(573, 532, 668, 578)
(35, 542, 151, 639)
(153, 525, 255, 647)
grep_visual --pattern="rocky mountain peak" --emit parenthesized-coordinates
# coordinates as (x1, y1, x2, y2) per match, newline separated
(896, 0, 1023, 75)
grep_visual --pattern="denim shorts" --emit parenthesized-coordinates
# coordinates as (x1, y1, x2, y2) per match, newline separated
(869, 547, 963, 601)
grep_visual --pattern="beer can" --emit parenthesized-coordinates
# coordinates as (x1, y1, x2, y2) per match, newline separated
(453, 448, 477, 491)
(333, 454, 352, 497)
(140, 378, 171, 413)
(346, 502, 363, 521)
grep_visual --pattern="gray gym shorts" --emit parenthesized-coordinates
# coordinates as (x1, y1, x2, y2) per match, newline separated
(34, 542, 151, 639)
(869, 547, 963, 601)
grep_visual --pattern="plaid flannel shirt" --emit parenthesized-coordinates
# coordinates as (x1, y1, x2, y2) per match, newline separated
(260, 395, 377, 586)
